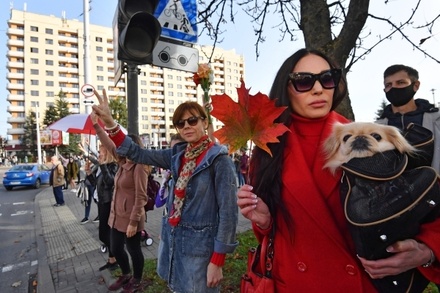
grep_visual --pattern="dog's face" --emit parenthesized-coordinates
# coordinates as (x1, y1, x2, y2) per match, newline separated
(323, 122, 415, 174)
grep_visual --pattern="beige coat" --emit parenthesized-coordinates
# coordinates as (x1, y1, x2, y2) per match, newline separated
(52, 163, 65, 187)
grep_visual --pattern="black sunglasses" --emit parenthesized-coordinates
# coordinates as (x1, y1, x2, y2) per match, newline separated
(175, 116, 205, 129)
(288, 69, 342, 92)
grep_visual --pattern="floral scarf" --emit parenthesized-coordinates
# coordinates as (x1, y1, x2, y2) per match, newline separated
(168, 135, 212, 226)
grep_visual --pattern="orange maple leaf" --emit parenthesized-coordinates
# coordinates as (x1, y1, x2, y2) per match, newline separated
(211, 80, 289, 156)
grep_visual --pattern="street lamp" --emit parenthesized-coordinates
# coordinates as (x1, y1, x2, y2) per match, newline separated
(35, 104, 42, 164)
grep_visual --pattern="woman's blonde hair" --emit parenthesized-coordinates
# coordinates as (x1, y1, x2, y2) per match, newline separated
(99, 145, 116, 164)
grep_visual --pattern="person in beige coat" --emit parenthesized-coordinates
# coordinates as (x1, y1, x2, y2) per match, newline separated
(91, 112, 149, 293)
(50, 156, 66, 207)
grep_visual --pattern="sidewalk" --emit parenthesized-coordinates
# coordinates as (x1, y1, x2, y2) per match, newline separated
(35, 183, 252, 292)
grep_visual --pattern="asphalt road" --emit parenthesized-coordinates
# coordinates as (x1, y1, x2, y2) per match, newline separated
(0, 167, 47, 293)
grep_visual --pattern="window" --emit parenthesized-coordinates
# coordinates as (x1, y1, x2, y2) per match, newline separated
(169, 100, 174, 104)
(97, 56, 103, 61)
(45, 39, 53, 45)
(46, 81, 54, 86)
(177, 92, 183, 97)
(177, 84, 182, 89)
(30, 36, 38, 42)
(30, 26, 38, 32)
(46, 92, 54, 97)
(97, 66, 104, 71)
(31, 80, 39, 85)
(31, 101, 39, 107)
(141, 98, 148, 103)
(141, 80, 147, 85)
(97, 76, 104, 81)
(30, 90, 39, 96)
(45, 28, 53, 34)
(46, 60, 53, 65)
(96, 37, 103, 42)
(96, 46, 103, 52)
(169, 108, 174, 113)
(176, 76, 182, 81)
(167, 84, 173, 88)
(30, 69, 39, 75)
(97, 85, 104, 90)
(168, 92, 174, 96)
(141, 89, 148, 94)
(30, 47, 39, 53)
(46, 70, 54, 76)
(167, 74, 173, 79)
(30, 58, 39, 64)
(45, 49, 53, 55)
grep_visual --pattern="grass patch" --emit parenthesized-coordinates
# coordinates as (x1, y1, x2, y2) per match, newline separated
(112, 229, 438, 293)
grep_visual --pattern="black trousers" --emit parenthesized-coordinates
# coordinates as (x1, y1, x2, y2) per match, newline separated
(97, 201, 114, 258)
(110, 228, 144, 279)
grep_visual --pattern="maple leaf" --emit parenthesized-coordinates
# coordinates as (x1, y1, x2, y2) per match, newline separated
(211, 80, 289, 156)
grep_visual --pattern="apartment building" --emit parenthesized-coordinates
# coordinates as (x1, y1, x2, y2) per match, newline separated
(5, 9, 245, 149)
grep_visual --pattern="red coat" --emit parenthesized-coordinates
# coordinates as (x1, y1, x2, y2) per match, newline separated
(253, 111, 440, 292)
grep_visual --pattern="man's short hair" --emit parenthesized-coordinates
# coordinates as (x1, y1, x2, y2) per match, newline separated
(384, 64, 419, 82)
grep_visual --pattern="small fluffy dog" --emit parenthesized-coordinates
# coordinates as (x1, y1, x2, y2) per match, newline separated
(323, 122, 416, 174)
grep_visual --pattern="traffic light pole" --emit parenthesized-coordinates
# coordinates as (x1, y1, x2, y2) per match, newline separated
(126, 63, 140, 136)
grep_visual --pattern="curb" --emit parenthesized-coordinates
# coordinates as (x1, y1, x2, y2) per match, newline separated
(34, 188, 56, 293)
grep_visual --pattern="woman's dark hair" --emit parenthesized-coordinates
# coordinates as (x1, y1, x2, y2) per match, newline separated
(172, 101, 207, 127)
(249, 48, 347, 230)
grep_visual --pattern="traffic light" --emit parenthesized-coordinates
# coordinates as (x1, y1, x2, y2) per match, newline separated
(115, 0, 161, 65)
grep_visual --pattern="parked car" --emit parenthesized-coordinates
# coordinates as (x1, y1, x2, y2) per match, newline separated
(3, 164, 51, 191)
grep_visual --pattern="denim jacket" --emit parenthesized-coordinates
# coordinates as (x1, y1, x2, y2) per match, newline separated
(117, 137, 239, 293)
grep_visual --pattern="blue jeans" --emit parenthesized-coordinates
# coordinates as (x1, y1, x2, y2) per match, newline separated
(84, 184, 94, 218)
(53, 186, 64, 205)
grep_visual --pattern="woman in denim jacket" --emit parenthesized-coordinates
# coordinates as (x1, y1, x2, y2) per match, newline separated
(93, 95, 238, 293)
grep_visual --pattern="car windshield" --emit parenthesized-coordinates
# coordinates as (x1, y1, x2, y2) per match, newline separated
(10, 165, 34, 171)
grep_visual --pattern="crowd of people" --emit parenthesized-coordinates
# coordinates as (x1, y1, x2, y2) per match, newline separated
(42, 47, 440, 292)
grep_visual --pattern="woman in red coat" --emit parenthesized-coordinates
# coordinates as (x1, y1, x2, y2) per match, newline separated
(237, 48, 440, 292)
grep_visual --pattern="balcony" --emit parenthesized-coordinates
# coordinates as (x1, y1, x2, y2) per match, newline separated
(7, 83, 24, 90)
(7, 105, 25, 113)
(59, 87, 80, 94)
(6, 139, 22, 146)
(7, 117, 26, 123)
(7, 50, 24, 58)
(58, 56, 79, 64)
(59, 67, 79, 74)
(6, 28, 24, 36)
(59, 76, 80, 84)
(6, 72, 24, 80)
(58, 35, 78, 43)
(7, 94, 25, 102)
(7, 61, 24, 69)
(7, 128, 25, 135)
(7, 39, 24, 47)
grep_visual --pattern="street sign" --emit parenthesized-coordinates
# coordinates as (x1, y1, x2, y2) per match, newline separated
(154, 0, 197, 43)
(81, 84, 95, 97)
(152, 39, 198, 72)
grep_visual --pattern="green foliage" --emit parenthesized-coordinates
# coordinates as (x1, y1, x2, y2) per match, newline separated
(55, 90, 70, 118)
(43, 105, 59, 127)
(21, 110, 39, 159)
(109, 96, 128, 129)
(374, 99, 388, 121)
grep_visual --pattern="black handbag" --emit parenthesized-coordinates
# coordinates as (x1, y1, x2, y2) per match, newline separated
(340, 150, 440, 293)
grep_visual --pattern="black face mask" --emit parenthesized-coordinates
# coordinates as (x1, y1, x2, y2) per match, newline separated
(385, 83, 416, 107)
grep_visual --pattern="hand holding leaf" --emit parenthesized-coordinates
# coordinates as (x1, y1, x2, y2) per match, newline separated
(211, 80, 289, 156)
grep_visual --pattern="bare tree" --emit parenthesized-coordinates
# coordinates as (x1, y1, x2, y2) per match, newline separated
(197, 0, 439, 120)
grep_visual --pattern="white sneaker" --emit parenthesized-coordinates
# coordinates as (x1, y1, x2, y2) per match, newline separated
(71, 189, 77, 193)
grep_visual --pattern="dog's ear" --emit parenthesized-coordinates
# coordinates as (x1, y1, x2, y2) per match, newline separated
(323, 122, 344, 160)
(383, 125, 415, 154)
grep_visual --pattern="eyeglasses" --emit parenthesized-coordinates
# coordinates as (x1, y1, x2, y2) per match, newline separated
(174, 116, 205, 129)
(288, 69, 342, 92)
